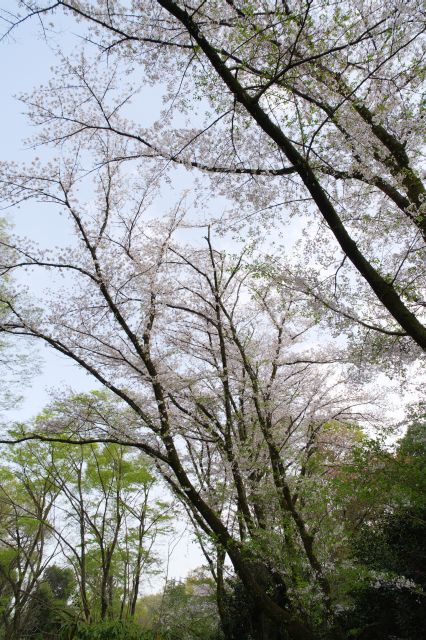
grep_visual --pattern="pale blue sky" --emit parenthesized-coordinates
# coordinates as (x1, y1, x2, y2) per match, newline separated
(1, 10, 93, 418)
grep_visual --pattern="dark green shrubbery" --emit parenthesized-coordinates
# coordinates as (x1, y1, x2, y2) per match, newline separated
(60, 620, 151, 640)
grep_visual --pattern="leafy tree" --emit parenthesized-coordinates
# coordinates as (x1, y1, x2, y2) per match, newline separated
(0, 394, 170, 638)
(21, 565, 76, 639)
(336, 410, 426, 639)
(35, 393, 173, 623)
(44, 566, 76, 603)
(0, 441, 58, 639)
(139, 572, 222, 640)
(219, 575, 287, 640)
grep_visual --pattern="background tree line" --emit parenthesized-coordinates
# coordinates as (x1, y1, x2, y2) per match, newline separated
(0, 401, 175, 639)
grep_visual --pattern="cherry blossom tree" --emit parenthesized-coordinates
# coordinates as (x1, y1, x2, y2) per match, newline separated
(2, 0, 425, 352)
(0, 145, 378, 636)
(0, 2, 424, 637)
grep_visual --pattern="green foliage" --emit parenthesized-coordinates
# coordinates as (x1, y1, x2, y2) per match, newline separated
(60, 620, 150, 640)
(335, 412, 426, 639)
(0, 392, 171, 638)
(137, 574, 222, 640)
(44, 565, 76, 603)
(220, 578, 261, 640)
(21, 569, 76, 640)
(338, 584, 426, 640)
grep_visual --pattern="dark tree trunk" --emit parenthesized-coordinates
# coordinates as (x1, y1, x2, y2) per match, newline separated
(220, 562, 291, 640)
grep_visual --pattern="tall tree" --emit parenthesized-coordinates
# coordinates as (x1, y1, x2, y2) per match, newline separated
(35, 393, 171, 623)
(0, 442, 59, 640)
(1, 4, 424, 632)
(0, 208, 376, 638)
(20, 565, 76, 639)
(336, 409, 426, 639)
(0, 393, 170, 638)
(2, 0, 425, 350)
